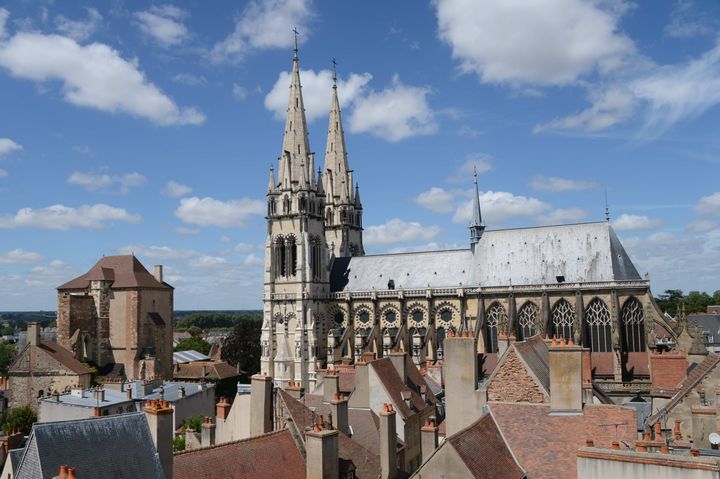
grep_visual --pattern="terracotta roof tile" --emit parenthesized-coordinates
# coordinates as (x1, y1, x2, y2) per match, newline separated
(173, 429, 305, 479)
(369, 358, 427, 419)
(512, 336, 550, 393)
(173, 361, 239, 381)
(36, 340, 91, 375)
(58, 255, 171, 290)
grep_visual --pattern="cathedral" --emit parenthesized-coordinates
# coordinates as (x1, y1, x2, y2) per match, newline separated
(261, 45, 675, 398)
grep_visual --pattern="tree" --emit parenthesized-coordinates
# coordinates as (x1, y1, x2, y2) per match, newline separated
(221, 317, 262, 378)
(174, 337, 212, 355)
(0, 341, 16, 375)
(181, 415, 204, 433)
(187, 326, 203, 337)
(173, 435, 186, 452)
(2, 406, 38, 435)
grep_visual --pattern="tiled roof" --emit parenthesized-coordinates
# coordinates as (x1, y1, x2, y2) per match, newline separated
(173, 361, 239, 381)
(277, 389, 381, 479)
(447, 413, 526, 479)
(490, 402, 636, 479)
(15, 412, 165, 479)
(511, 336, 550, 393)
(58, 255, 171, 290)
(646, 352, 720, 427)
(173, 429, 305, 479)
(9, 340, 90, 376)
(369, 358, 427, 419)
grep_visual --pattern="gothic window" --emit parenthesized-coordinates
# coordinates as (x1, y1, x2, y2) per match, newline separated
(486, 302, 508, 354)
(412, 310, 424, 326)
(310, 237, 322, 281)
(274, 237, 286, 277)
(268, 198, 276, 217)
(334, 311, 344, 326)
(551, 299, 575, 341)
(283, 196, 290, 214)
(285, 236, 297, 277)
(621, 297, 646, 352)
(356, 213, 361, 226)
(358, 311, 370, 326)
(384, 310, 397, 325)
(585, 298, 612, 352)
(326, 208, 333, 225)
(340, 208, 347, 224)
(517, 302, 538, 340)
(439, 309, 453, 326)
(299, 195, 307, 213)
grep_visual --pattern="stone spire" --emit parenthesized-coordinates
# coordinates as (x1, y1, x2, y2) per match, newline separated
(469, 167, 485, 245)
(268, 166, 276, 194)
(323, 60, 350, 202)
(278, 39, 311, 188)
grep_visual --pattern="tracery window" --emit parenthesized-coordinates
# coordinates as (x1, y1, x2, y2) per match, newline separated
(384, 310, 397, 326)
(357, 311, 370, 326)
(326, 208, 333, 225)
(309, 237, 322, 280)
(274, 237, 286, 277)
(621, 297, 646, 352)
(585, 298, 612, 352)
(486, 302, 508, 353)
(268, 197, 276, 217)
(285, 236, 297, 276)
(411, 310, 424, 326)
(517, 302, 538, 340)
(551, 299, 575, 341)
(299, 195, 307, 213)
(439, 309, 453, 326)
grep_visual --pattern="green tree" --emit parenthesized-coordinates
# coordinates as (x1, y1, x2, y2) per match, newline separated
(655, 289, 684, 316)
(2, 406, 38, 435)
(174, 337, 211, 355)
(0, 341, 16, 375)
(221, 317, 262, 378)
(173, 435, 186, 452)
(187, 326, 203, 337)
(181, 415, 204, 433)
(685, 291, 712, 313)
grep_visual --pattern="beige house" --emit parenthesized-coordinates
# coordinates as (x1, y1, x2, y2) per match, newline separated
(56, 255, 173, 380)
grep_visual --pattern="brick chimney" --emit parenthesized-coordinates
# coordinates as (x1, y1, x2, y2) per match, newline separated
(27, 322, 40, 347)
(650, 349, 687, 395)
(201, 416, 216, 448)
(215, 396, 231, 420)
(305, 418, 339, 479)
(144, 399, 174, 479)
(549, 339, 583, 414)
(154, 265, 163, 284)
(250, 374, 273, 436)
(323, 373, 339, 403)
(389, 351, 407, 384)
(443, 331, 486, 436)
(330, 393, 350, 436)
(421, 417, 438, 463)
(379, 403, 398, 479)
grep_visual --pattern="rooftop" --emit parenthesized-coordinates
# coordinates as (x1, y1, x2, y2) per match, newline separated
(57, 255, 171, 290)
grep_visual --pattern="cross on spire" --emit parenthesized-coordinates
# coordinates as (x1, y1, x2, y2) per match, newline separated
(293, 27, 299, 57)
(331, 58, 337, 86)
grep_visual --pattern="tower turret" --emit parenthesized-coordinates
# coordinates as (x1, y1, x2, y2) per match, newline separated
(469, 168, 485, 246)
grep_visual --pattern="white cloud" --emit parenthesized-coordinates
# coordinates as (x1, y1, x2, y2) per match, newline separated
(211, 0, 314, 63)
(696, 192, 720, 216)
(529, 176, 598, 192)
(664, 1, 713, 39)
(0, 203, 141, 230)
(242, 253, 263, 267)
(534, 87, 635, 132)
(0, 8, 9, 39)
(68, 170, 147, 194)
(265, 69, 372, 122)
(0, 24, 205, 125)
(453, 191, 549, 224)
(0, 169, 7, 178)
(364, 218, 442, 246)
(537, 208, 587, 225)
(686, 219, 715, 233)
(163, 180, 192, 197)
(135, 5, 189, 47)
(0, 249, 43, 264)
(189, 255, 227, 268)
(0, 138, 22, 156)
(414, 187, 458, 213)
(175, 226, 199, 235)
(172, 73, 207, 86)
(348, 75, 437, 142)
(434, 0, 634, 86)
(72, 145, 94, 156)
(232, 83, 247, 101)
(612, 213, 664, 232)
(55, 7, 102, 42)
(234, 242, 257, 253)
(117, 245, 197, 260)
(446, 154, 493, 183)
(175, 196, 265, 228)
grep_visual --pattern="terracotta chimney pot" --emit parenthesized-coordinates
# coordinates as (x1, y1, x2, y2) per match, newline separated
(691, 448, 700, 457)
(59, 464, 69, 479)
(585, 439, 594, 447)
(654, 422, 662, 439)
(611, 441, 620, 450)
(68, 467, 76, 479)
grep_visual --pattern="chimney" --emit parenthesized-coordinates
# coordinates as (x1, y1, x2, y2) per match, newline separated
(127, 385, 133, 400)
(549, 339, 583, 414)
(389, 351, 407, 385)
(323, 373, 339, 403)
(215, 396, 231, 421)
(379, 403, 398, 479)
(305, 418, 339, 479)
(201, 416, 216, 448)
(154, 265, 163, 284)
(330, 393, 350, 436)
(650, 349, 688, 395)
(286, 380, 304, 399)
(144, 399, 174, 479)
(421, 417, 439, 463)
(93, 387, 105, 402)
(250, 374, 273, 436)
(57, 465, 69, 479)
(28, 322, 40, 347)
(691, 406, 715, 448)
(443, 332, 486, 436)
(178, 386, 185, 399)
(348, 360, 369, 409)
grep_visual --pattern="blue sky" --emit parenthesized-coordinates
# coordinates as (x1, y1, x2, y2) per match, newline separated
(1, 0, 719, 310)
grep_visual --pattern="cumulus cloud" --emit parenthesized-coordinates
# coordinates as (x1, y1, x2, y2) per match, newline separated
(0, 8, 8, 40)
(55, 7, 102, 42)
(242, 253, 263, 267)
(68, 170, 146, 194)
(537, 208, 587, 225)
(434, 0, 634, 86)
(0, 138, 22, 156)
(117, 244, 197, 260)
(175, 196, 265, 228)
(348, 75, 437, 142)
(686, 219, 716, 233)
(453, 191, 549, 224)
(265, 68, 372, 122)
(534, 87, 636, 133)
(0, 204, 140, 230)
(163, 180, 192, 197)
(364, 218, 442, 246)
(189, 255, 227, 268)
(415, 187, 458, 213)
(529, 176, 598, 192)
(612, 213, 664, 232)
(0, 20, 205, 125)
(696, 192, 720, 216)
(135, 5, 189, 47)
(446, 153, 493, 183)
(211, 0, 313, 63)
(0, 249, 43, 264)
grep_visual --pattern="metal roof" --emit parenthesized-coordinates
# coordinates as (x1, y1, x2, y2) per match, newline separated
(173, 349, 212, 364)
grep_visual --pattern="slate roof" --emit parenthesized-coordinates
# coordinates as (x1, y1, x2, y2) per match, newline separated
(489, 402, 636, 479)
(173, 429, 305, 479)
(330, 222, 640, 292)
(58, 255, 171, 290)
(14, 412, 165, 479)
(447, 413, 526, 479)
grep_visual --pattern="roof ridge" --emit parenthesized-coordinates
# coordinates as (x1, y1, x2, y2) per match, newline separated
(32, 411, 144, 430)
(172, 428, 290, 457)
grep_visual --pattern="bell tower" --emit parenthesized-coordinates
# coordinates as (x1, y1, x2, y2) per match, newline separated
(261, 38, 330, 390)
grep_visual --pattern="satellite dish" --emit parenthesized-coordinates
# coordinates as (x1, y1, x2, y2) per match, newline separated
(709, 432, 720, 445)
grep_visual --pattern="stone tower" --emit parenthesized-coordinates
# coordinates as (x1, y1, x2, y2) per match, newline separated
(261, 44, 331, 390)
(322, 63, 364, 257)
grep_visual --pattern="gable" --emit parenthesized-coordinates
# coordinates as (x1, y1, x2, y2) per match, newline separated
(487, 348, 548, 403)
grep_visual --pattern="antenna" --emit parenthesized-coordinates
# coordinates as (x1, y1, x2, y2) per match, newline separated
(604, 188, 610, 222)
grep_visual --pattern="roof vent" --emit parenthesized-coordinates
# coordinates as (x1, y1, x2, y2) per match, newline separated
(556, 275, 565, 283)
